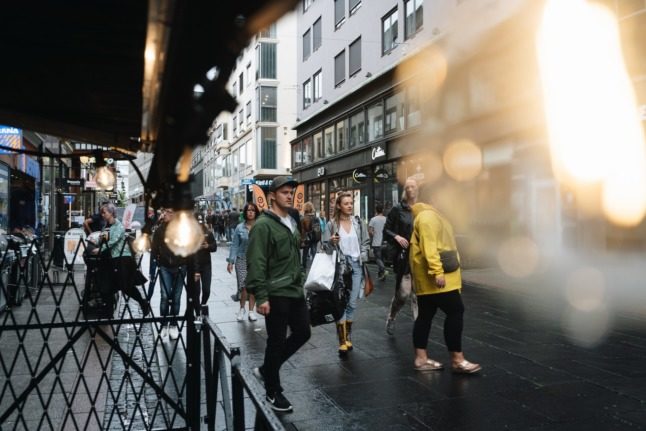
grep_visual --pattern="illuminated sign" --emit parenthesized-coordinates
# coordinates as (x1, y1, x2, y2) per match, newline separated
(0, 125, 22, 154)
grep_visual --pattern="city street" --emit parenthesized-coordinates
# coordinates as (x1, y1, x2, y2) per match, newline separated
(205, 244, 646, 431)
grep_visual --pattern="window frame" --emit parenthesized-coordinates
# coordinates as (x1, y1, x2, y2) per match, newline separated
(404, 0, 423, 40)
(303, 78, 312, 109)
(334, 49, 346, 87)
(349, 36, 362, 77)
(312, 17, 322, 51)
(313, 69, 322, 103)
(302, 28, 311, 61)
(334, 0, 345, 29)
(381, 7, 398, 55)
(349, 0, 361, 15)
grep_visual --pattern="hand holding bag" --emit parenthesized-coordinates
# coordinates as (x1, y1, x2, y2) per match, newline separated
(304, 251, 337, 291)
(362, 263, 374, 297)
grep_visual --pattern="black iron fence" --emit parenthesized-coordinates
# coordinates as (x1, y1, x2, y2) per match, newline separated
(0, 234, 287, 430)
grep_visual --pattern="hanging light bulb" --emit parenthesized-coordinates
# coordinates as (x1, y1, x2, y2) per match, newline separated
(164, 210, 203, 257)
(163, 177, 203, 257)
(95, 165, 116, 190)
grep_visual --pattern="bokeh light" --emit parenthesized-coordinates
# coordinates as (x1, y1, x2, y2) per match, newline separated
(497, 236, 540, 278)
(562, 306, 610, 348)
(443, 139, 482, 182)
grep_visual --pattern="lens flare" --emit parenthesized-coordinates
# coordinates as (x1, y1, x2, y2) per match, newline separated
(565, 267, 605, 312)
(164, 210, 203, 257)
(443, 139, 482, 182)
(497, 236, 540, 278)
(537, 0, 646, 226)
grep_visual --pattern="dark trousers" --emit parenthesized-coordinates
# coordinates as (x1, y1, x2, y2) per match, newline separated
(413, 290, 464, 352)
(263, 296, 311, 395)
(372, 246, 384, 275)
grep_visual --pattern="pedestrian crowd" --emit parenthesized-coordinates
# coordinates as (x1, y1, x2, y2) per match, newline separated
(84, 174, 480, 414)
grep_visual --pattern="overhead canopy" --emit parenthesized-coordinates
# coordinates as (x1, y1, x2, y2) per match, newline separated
(0, 0, 298, 195)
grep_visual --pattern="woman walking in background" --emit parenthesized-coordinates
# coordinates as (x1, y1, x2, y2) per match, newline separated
(324, 192, 370, 355)
(409, 185, 481, 374)
(227, 202, 259, 321)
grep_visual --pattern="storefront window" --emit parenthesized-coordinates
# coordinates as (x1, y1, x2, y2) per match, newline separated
(336, 119, 347, 153)
(292, 141, 303, 168)
(367, 101, 384, 142)
(306, 181, 327, 217)
(324, 125, 335, 157)
(313, 132, 323, 161)
(385, 91, 405, 133)
(349, 110, 365, 148)
(303, 136, 313, 164)
(407, 84, 421, 127)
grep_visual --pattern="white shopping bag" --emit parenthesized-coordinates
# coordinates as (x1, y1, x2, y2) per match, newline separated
(304, 251, 337, 291)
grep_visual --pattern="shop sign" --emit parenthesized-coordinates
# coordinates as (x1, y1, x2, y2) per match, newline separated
(371, 144, 386, 161)
(241, 178, 254, 186)
(64, 228, 86, 266)
(374, 168, 390, 183)
(352, 168, 370, 184)
(56, 178, 86, 189)
(317, 167, 326, 177)
(255, 179, 273, 187)
(0, 125, 22, 154)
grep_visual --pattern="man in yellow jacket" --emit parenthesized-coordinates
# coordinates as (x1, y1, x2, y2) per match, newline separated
(409, 199, 481, 374)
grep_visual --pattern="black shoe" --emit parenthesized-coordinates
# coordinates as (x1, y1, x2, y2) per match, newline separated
(266, 391, 293, 412)
(141, 301, 151, 316)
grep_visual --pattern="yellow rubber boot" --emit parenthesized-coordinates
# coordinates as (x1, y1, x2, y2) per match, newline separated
(345, 320, 353, 351)
(336, 322, 348, 354)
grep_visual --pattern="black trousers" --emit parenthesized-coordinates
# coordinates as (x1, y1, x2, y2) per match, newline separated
(198, 265, 212, 305)
(413, 290, 464, 352)
(263, 296, 311, 395)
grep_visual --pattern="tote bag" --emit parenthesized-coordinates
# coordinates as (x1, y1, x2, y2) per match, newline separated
(304, 251, 337, 291)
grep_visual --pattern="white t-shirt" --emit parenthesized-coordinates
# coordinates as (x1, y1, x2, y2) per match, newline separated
(368, 214, 386, 247)
(338, 222, 360, 259)
(279, 214, 296, 233)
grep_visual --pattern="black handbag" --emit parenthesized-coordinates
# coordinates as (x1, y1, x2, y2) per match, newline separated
(439, 250, 460, 273)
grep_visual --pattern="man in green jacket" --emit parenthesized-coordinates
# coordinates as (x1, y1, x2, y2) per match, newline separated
(247, 176, 310, 413)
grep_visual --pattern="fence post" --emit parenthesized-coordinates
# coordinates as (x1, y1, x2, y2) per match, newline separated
(202, 305, 215, 431)
(186, 270, 201, 430)
(231, 347, 245, 431)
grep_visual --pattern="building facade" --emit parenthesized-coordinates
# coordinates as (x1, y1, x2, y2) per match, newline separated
(202, 13, 298, 210)
(292, 0, 646, 263)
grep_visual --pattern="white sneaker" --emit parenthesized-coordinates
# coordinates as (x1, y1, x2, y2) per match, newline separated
(236, 308, 246, 321)
(169, 326, 179, 340)
(160, 325, 168, 338)
(248, 310, 258, 321)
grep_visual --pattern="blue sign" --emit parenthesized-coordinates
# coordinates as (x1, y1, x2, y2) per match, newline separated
(63, 195, 74, 204)
(241, 178, 254, 186)
(0, 125, 22, 155)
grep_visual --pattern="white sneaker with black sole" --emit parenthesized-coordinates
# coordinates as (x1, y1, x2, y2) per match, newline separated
(266, 391, 293, 412)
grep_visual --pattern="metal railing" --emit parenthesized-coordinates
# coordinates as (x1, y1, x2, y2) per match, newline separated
(200, 305, 286, 431)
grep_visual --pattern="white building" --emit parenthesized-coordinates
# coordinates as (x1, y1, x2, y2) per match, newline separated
(202, 13, 298, 210)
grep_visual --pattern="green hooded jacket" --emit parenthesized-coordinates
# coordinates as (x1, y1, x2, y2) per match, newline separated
(246, 211, 303, 305)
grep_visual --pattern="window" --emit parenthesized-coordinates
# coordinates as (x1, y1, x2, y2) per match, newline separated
(239, 72, 244, 94)
(334, 0, 345, 28)
(349, 110, 365, 148)
(312, 17, 322, 51)
(382, 8, 398, 55)
(303, 29, 311, 61)
(349, 37, 361, 77)
(334, 49, 345, 87)
(404, 0, 423, 39)
(258, 86, 277, 121)
(324, 125, 335, 157)
(313, 70, 322, 102)
(232, 116, 237, 135)
(246, 63, 252, 86)
(349, 0, 361, 14)
(303, 136, 313, 164)
(292, 141, 303, 168)
(259, 23, 276, 38)
(336, 119, 347, 152)
(260, 127, 277, 169)
(240, 142, 247, 170)
(257, 42, 277, 79)
(303, 0, 313, 12)
(303, 79, 312, 109)
(238, 109, 244, 129)
(246, 101, 252, 122)
(367, 101, 383, 142)
(313, 132, 323, 161)
(407, 84, 421, 127)
(385, 91, 405, 133)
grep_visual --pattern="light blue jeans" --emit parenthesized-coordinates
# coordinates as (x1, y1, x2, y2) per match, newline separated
(342, 256, 363, 321)
(159, 265, 186, 318)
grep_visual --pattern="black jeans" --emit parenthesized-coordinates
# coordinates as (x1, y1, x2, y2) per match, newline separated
(263, 296, 311, 395)
(413, 290, 464, 352)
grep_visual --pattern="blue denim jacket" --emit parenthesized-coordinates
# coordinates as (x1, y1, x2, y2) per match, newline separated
(227, 222, 249, 264)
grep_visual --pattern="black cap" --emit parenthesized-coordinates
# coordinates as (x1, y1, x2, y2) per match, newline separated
(269, 176, 298, 192)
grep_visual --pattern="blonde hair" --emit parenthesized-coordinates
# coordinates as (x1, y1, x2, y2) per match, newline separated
(333, 192, 353, 223)
(303, 201, 315, 215)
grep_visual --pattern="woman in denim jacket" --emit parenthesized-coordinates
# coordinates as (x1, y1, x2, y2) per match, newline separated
(322, 192, 370, 355)
(227, 202, 259, 321)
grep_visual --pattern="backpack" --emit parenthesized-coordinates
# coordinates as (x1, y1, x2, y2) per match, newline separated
(310, 216, 322, 242)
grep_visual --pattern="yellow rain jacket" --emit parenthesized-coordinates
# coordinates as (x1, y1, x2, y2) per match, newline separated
(409, 203, 462, 296)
